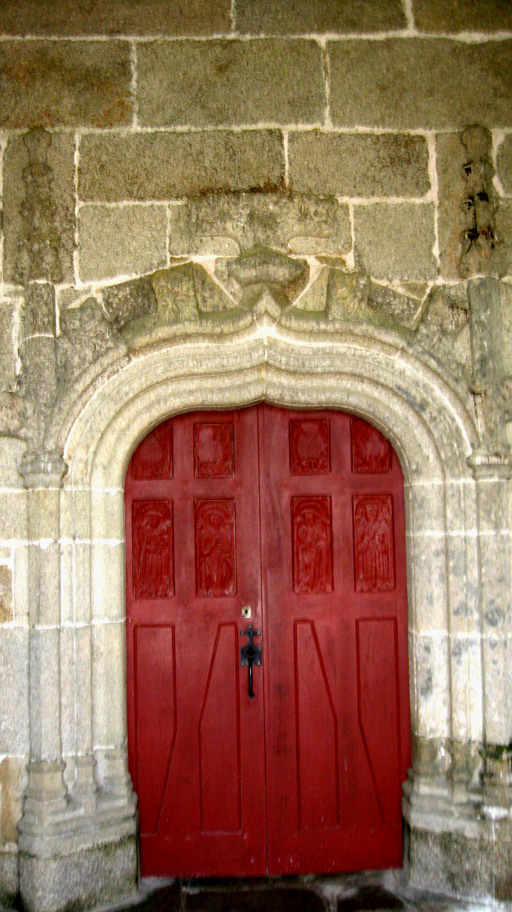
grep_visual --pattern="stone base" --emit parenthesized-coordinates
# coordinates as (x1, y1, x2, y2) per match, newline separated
(0, 851, 19, 907)
(406, 822, 512, 906)
(19, 835, 138, 912)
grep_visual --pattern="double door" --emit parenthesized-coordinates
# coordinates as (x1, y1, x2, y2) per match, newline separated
(125, 405, 410, 877)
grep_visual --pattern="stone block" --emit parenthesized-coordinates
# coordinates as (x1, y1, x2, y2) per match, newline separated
(408, 824, 512, 903)
(353, 203, 436, 281)
(493, 199, 512, 276)
(0, 439, 25, 489)
(413, 0, 512, 32)
(412, 633, 450, 738)
(0, 0, 230, 35)
(22, 284, 55, 338)
(0, 303, 17, 393)
(0, 629, 29, 754)
(450, 636, 482, 743)
(92, 622, 126, 746)
(0, 850, 19, 906)
(28, 542, 61, 627)
(91, 489, 124, 541)
(0, 565, 13, 623)
(12, 545, 29, 626)
(29, 627, 61, 760)
(79, 131, 285, 201)
(78, 205, 168, 283)
(288, 132, 430, 198)
(92, 542, 125, 622)
(0, 41, 132, 129)
(482, 637, 512, 745)
(408, 533, 448, 634)
(0, 757, 27, 846)
(73, 543, 92, 626)
(236, 0, 406, 33)
(0, 491, 28, 542)
(74, 627, 93, 756)
(4, 133, 75, 284)
(19, 836, 138, 912)
(138, 40, 324, 127)
(328, 39, 512, 129)
(497, 135, 512, 195)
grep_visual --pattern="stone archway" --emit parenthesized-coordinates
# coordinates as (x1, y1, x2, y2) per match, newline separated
(14, 265, 512, 910)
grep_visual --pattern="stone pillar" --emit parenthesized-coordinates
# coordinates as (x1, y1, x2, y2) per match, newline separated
(18, 451, 73, 870)
(469, 453, 512, 818)
(18, 451, 138, 912)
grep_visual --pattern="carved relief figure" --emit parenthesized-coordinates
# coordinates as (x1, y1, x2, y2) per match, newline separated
(132, 422, 173, 479)
(351, 419, 391, 474)
(195, 500, 236, 597)
(293, 497, 333, 594)
(290, 420, 330, 474)
(133, 500, 174, 599)
(354, 496, 394, 593)
(194, 423, 234, 478)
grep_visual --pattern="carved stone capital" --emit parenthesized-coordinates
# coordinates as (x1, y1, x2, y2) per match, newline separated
(467, 447, 512, 480)
(20, 449, 67, 488)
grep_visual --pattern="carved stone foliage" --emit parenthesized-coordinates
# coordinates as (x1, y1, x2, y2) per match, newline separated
(169, 193, 351, 258)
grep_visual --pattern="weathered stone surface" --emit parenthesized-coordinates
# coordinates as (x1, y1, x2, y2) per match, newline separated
(494, 200, 512, 277)
(0, 0, 231, 35)
(329, 40, 512, 129)
(0, 851, 19, 907)
(79, 131, 285, 201)
(19, 837, 138, 912)
(413, 0, 512, 32)
(408, 825, 512, 903)
(415, 284, 471, 381)
(133, 264, 235, 333)
(497, 136, 512, 195)
(23, 283, 56, 337)
(58, 297, 126, 385)
(0, 565, 13, 623)
(353, 203, 437, 281)
(138, 40, 324, 127)
(78, 205, 168, 282)
(0, 303, 17, 392)
(288, 132, 430, 198)
(0, 629, 29, 754)
(168, 193, 351, 257)
(102, 277, 157, 334)
(0, 393, 33, 441)
(0, 41, 132, 128)
(236, 0, 406, 33)
(437, 129, 505, 282)
(0, 757, 26, 846)
(4, 131, 75, 284)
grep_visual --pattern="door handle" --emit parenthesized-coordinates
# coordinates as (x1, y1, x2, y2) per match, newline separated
(240, 624, 262, 699)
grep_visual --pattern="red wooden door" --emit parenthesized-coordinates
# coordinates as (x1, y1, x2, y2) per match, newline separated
(125, 406, 410, 878)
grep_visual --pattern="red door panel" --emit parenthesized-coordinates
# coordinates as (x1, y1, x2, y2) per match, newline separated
(126, 410, 267, 877)
(125, 405, 410, 878)
(259, 406, 409, 875)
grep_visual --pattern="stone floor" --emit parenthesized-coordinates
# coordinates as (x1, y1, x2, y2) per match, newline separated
(102, 872, 495, 912)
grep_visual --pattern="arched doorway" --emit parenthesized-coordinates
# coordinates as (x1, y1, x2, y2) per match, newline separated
(125, 405, 410, 877)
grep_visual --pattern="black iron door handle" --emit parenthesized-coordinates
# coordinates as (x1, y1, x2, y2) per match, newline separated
(240, 624, 262, 698)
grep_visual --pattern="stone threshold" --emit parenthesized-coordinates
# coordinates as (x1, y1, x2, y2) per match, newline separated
(92, 871, 492, 912)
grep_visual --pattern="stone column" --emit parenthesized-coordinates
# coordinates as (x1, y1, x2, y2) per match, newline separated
(469, 453, 512, 818)
(17, 450, 74, 857)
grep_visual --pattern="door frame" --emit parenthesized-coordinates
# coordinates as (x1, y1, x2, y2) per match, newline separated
(51, 322, 483, 884)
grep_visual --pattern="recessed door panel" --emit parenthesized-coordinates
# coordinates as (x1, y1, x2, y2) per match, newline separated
(126, 405, 410, 878)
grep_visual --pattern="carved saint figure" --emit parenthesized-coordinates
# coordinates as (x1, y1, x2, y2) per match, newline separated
(196, 501, 236, 597)
(133, 501, 173, 599)
(293, 497, 333, 594)
(354, 497, 394, 592)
